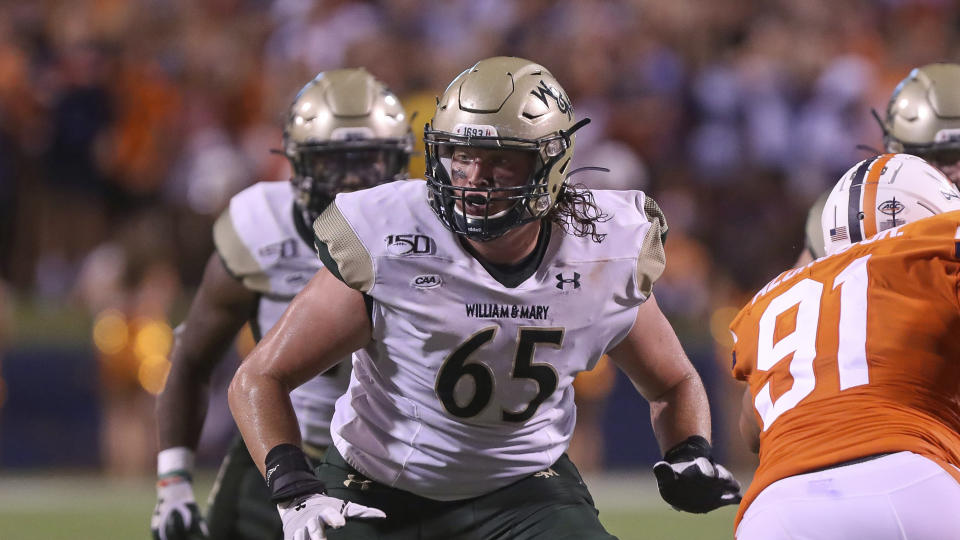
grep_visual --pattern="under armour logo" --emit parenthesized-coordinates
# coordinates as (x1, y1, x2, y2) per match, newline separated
(534, 468, 559, 479)
(343, 474, 372, 490)
(555, 272, 580, 290)
(295, 501, 307, 511)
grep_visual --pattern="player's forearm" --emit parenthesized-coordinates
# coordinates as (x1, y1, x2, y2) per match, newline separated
(228, 365, 302, 476)
(156, 254, 255, 451)
(156, 359, 212, 451)
(648, 371, 712, 454)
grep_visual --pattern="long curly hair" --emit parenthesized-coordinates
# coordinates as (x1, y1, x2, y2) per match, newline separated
(546, 182, 610, 243)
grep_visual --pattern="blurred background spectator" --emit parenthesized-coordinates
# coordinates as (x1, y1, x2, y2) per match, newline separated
(73, 208, 181, 475)
(1, 0, 956, 475)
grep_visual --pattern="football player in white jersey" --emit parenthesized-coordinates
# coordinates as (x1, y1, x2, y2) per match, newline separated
(794, 62, 960, 268)
(151, 68, 412, 540)
(229, 57, 741, 540)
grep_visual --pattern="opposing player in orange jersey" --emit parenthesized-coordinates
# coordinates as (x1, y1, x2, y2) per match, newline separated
(731, 153, 960, 539)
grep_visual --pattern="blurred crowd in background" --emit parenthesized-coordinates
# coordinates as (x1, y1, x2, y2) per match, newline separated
(1, 0, 957, 476)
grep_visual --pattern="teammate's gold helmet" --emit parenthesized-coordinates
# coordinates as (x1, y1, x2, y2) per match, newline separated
(424, 57, 588, 241)
(883, 63, 960, 166)
(283, 68, 413, 223)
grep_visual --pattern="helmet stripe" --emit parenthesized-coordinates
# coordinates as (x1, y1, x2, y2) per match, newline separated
(861, 153, 896, 238)
(847, 155, 879, 243)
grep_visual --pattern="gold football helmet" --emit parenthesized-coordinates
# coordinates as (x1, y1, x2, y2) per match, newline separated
(424, 57, 589, 241)
(882, 63, 960, 167)
(283, 68, 413, 222)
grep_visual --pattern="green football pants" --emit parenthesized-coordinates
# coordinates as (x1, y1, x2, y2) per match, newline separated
(316, 445, 618, 540)
(206, 435, 325, 540)
(205, 435, 282, 540)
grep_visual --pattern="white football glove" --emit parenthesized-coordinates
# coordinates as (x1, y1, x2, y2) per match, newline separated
(151, 476, 209, 540)
(278, 493, 386, 540)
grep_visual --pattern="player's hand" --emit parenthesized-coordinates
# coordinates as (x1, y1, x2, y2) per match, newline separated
(278, 493, 386, 540)
(151, 475, 209, 540)
(653, 435, 742, 513)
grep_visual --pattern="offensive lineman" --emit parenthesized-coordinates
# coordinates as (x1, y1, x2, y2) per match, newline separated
(731, 153, 960, 538)
(151, 69, 412, 540)
(229, 56, 741, 540)
(794, 62, 960, 267)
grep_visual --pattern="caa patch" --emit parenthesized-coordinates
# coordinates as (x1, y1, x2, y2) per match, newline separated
(411, 274, 442, 289)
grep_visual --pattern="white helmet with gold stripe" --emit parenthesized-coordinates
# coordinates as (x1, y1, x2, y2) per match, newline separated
(821, 153, 960, 255)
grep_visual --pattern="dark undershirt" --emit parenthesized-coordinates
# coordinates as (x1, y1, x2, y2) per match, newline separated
(292, 204, 315, 248)
(458, 223, 552, 288)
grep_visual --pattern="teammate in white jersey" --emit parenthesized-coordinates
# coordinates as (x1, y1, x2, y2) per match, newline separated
(151, 68, 412, 540)
(229, 57, 741, 540)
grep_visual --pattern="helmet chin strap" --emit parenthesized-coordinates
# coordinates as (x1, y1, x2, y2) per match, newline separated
(453, 201, 515, 220)
(452, 201, 527, 242)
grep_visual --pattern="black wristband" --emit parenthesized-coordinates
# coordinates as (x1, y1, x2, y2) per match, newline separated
(264, 443, 325, 503)
(662, 435, 712, 463)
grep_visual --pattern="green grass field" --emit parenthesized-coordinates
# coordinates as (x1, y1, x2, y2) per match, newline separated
(0, 471, 739, 540)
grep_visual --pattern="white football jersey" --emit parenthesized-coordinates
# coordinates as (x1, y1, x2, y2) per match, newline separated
(314, 180, 667, 500)
(213, 181, 351, 448)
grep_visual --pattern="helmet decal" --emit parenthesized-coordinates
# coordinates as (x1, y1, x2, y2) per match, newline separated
(529, 80, 574, 120)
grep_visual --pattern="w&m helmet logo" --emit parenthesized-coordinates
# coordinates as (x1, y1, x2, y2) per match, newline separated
(555, 272, 580, 290)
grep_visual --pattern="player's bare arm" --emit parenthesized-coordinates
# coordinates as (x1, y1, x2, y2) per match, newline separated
(152, 253, 257, 540)
(606, 293, 710, 451)
(608, 293, 741, 513)
(229, 268, 387, 537)
(156, 253, 257, 451)
(228, 267, 370, 474)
